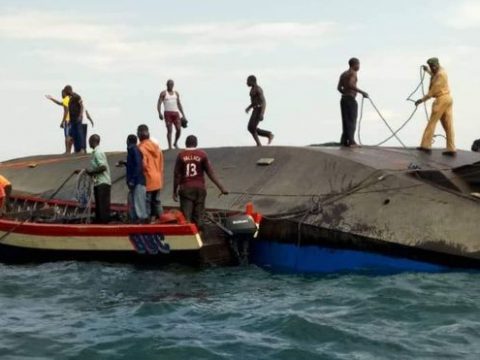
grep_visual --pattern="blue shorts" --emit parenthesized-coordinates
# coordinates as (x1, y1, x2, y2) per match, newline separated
(64, 122, 71, 138)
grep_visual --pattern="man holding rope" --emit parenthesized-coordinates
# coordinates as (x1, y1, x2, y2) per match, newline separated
(415, 57, 455, 156)
(337, 58, 369, 148)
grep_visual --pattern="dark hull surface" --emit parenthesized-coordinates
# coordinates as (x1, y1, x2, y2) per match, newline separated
(2, 145, 480, 272)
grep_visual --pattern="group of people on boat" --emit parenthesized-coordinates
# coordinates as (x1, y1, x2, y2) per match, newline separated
(74, 125, 227, 227)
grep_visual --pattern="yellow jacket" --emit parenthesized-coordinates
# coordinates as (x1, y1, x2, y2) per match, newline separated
(422, 67, 450, 101)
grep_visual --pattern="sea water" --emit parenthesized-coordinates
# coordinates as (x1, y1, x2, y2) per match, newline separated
(0, 262, 479, 359)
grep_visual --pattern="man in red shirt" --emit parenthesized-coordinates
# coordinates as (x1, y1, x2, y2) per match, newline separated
(173, 135, 228, 228)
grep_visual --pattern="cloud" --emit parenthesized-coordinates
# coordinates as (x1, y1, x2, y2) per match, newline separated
(0, 11, 125, 42)
(0, 10, 339, 72)
(446, 1, 480, 29)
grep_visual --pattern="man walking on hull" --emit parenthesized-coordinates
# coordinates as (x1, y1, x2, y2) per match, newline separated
(415, 57, 456, 156)
(157, 80, 186, 150)
(245, 75, 274, 146)
(337, 58, 369, 147)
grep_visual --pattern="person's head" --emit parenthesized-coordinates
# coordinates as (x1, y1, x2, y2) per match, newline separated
(61, 89, 66, 98)
(63, 85, 73, 96)
(348, 58, 360, 71)
(127, 134, 137, 146)
(185, 135, 198, 148)
(247, 75, 257, 87)
(427, 57, 440, 73)
(137, 124, 150, 141)
(89, 134, 100, 149)
(167, 79, 174, 91)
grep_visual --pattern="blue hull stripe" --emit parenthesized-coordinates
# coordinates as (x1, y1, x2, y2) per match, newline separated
(250, 240, 447, 274)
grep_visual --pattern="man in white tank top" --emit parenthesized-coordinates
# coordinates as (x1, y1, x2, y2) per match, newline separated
(157, 79, 186, 149)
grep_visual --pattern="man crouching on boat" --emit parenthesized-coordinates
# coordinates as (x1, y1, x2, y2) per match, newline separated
(173, 135, 228, 229)
(0, 175, 12, 216)
(83, 134, 112, 223)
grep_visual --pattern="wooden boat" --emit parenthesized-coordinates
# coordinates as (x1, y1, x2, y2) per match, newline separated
(0, 195, 258, 265)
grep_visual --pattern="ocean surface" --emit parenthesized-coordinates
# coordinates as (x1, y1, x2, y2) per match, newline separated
(0, 263, 479, 360)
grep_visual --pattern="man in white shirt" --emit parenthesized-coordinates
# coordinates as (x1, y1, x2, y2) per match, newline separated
(157, 79, 187, 150)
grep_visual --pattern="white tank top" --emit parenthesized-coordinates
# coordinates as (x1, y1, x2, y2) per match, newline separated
(164, 91, 179, 112)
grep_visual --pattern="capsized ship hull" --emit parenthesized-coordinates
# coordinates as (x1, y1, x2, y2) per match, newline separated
(2, 145, 480, 272)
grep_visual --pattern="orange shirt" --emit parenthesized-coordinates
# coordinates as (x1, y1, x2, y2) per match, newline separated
(138, 139, 164, 191)
(0, 175, 10, 200)
(0, 175, 10, 188)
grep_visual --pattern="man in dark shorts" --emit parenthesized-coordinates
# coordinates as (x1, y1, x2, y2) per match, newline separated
(173, 135, 228, 229)
(245, 75, 274, 146)
(337, 58, 369, 147)
(157, 79, 187, 150)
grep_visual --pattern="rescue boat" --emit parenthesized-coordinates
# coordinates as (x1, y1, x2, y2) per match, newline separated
(0, 195, 258, 265)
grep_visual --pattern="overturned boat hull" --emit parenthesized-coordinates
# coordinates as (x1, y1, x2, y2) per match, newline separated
(2, 145, 480, 273)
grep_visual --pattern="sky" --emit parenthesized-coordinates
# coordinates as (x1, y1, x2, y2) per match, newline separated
(1, 0, 480, 161)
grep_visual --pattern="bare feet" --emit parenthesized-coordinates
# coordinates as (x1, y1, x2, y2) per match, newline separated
(268, 133, 274, 145)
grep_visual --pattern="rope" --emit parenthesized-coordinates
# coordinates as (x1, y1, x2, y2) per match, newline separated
(74, 170, 94, 223)
(357, 66, 446, 148)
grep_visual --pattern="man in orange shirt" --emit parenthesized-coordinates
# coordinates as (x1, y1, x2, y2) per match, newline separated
(415, 57, 455, 156)
(0, 175, 12, 216)
(137, 124, 164, 221)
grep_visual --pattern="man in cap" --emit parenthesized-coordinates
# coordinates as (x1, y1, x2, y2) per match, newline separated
(415, 58, 455, 156)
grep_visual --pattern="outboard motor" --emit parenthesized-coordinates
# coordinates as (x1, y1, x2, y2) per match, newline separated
(224, 209, 260, 265)
(224, 214, 258, 237)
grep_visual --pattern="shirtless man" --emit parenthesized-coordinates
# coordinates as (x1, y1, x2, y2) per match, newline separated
(245, 75, 274, 146)
(337, 58, 369, 147)
(157, 79, 186, 150)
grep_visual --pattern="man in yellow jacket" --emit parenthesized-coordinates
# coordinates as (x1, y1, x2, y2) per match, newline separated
(415, 57, 455, 156)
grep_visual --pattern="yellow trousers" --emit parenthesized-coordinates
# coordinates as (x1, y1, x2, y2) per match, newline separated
(420, 94, 455, 151)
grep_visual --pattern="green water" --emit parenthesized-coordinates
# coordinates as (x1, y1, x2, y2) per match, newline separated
(0, 263, 479, 359)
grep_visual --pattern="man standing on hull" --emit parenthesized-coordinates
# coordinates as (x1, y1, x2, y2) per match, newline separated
(45, 88, 72, 154)
(337, 58, 369, 147)
(245, 75, 274, 146)
(173, 135, 228, 229)
(157, 80, 186, 150)
(415, 57, 456, 156)
(64, 85, 94, 154)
